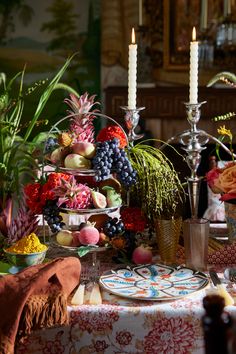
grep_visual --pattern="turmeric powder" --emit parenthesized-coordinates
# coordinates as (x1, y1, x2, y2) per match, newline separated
(6, 233, 48, 254)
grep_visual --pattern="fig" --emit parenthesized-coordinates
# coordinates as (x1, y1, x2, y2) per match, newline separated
(91, 190, 107, 209)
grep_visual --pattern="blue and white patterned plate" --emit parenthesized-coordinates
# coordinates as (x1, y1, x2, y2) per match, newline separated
(99, 264, 208, 301)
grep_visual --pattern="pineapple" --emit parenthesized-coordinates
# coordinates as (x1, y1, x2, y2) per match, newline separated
(53, 175, 92, 210)
(64, 92, 100, 143)
(7, 205, 39, 245)
(58, 132, 72, 147)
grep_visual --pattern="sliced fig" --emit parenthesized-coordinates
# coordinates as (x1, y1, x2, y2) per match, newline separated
(91, 190, 107, 208)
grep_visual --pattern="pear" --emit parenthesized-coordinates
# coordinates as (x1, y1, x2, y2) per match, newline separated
(102, 186, 122, 207)
(64, 154, 91, 169)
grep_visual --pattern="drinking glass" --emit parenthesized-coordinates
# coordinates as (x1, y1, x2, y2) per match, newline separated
(183, 218, 209, 270)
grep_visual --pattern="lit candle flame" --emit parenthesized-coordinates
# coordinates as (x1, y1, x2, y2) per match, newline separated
(192, 27, 196, 41)
(131, 28, 136, 44)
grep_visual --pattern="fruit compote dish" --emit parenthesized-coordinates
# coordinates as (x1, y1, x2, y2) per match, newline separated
(24, 92, 147, 262)
(43, 93, 137, 188)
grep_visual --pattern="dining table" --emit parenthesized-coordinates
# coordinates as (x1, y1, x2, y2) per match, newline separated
(15, 245, 236, 354)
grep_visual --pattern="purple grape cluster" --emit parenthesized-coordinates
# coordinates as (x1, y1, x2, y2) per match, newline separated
(103, 217, 125, 238)
(42, 200, 65, 233)
(92, 138, 137, 187)
(92, 140, 115, 182)
(112, 147, 137, 188)
(45, 137, 59, 154)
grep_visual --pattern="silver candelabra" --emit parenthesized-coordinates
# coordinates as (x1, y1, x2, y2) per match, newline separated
(165, 101, 236, 219)
(121, 101, 236, 218)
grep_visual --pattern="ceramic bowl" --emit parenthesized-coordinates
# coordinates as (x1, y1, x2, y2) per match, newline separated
(4, 248, 48, 268)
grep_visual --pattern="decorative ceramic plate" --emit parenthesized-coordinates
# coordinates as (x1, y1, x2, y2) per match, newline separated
(99, 264, 209, 301)
(60, 205, 120, 214)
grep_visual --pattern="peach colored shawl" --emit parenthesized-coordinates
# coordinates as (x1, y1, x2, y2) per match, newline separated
(0, 257, 81, 354)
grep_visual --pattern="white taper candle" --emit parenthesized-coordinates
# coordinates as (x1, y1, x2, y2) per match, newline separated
(189, 27, 199, 104)
(128, 28, 137, 109)
(139, 0, 143, 26)
(200, 0, 208, 31)
(224, 0, 231, 17)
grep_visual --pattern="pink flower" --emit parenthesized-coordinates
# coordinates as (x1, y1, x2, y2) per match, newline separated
(70, 306, 119, 333)
(206, 168, 221, 192)
(116, 330, 133, 346)
(93, 340, 109, 352)
(43, 340, 64, 354)
(220, 193, 236, 202)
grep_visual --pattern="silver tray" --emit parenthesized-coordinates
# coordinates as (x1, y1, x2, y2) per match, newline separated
(51, 237, 109, 253)
(59, 205, 120, 214)
(57, 166, 96, 176)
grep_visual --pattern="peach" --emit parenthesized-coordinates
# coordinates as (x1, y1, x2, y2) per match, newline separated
(71, 231, 81, 247)
(72, 142, 96, 159)
(56, 230, 73, 246)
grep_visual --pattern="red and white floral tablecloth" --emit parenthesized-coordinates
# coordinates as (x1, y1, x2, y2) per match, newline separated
(16, 277, 236, 354)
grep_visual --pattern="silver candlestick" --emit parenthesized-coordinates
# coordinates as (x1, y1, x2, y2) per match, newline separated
(164, 101, 236, 219)
(120, 106, 145, 144)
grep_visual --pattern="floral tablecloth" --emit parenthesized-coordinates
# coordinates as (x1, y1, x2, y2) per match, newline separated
(15, 261, 236, 354)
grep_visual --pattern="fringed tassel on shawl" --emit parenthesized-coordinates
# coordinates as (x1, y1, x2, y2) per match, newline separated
(18, 292, 68, 340)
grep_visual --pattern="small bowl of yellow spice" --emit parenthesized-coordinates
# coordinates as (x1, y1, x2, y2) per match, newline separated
(4, 233, 48, 270)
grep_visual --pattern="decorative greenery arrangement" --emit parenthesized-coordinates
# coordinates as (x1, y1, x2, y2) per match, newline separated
(129, 141, 185, 223)
(0, 54, 79, 240)
(207, 71, 236, 122)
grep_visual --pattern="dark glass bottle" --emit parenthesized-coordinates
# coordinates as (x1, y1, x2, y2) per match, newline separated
(202, 295, 232, 354)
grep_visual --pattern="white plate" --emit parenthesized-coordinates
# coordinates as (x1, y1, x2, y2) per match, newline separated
(99, 264, 208, 301)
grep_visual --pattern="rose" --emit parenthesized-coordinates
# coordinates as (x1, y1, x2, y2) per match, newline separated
(214, 163, 236, 194)
(206, 167, 221, 193)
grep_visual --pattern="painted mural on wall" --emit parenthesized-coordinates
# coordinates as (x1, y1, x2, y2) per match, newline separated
(0, 0, 100, 127)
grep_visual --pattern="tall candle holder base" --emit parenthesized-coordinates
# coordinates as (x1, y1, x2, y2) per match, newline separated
(164, 101, 236, 219)
(120, 106, 145, 144)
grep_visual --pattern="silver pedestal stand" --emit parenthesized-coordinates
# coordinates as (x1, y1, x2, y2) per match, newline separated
(164, 101, 236, 218)
(119, 106, 145, 206)
(120, 106, 145, 144)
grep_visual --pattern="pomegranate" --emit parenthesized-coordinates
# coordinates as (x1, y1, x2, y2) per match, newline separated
(132, 245, 153, 264)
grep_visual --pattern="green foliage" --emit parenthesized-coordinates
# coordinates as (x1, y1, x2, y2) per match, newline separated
(207, 71, 236, 88)
(212, 112, 236, 122)
(129, 142, 185, 223)
(0, 54, 79, 209)
(208, 71, 236, 123)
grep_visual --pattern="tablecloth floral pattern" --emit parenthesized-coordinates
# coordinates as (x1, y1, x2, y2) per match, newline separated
(16, 284, 236, 354)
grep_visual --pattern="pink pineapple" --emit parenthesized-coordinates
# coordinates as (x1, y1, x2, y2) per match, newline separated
(65, 92, 100, 143)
